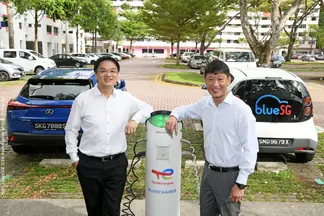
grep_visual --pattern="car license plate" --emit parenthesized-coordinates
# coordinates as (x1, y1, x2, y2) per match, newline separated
(33, 122, 66, 131)
(258, 138, 292, 146)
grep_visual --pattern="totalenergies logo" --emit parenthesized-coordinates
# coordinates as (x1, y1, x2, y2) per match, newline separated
(152, 168, 174, 180)
(255, 94, 291, 116)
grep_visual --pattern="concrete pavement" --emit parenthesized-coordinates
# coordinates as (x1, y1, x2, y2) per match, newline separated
(0, 199, 324, 216)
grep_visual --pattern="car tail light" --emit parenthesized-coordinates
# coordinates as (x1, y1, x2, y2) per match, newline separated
(7, 100, 34, 110)
(7, 100, 71, 111)
(303, 95, 313, 120)
(9, 135, 14, 141)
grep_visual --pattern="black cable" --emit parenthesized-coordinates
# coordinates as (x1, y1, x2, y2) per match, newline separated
(121, 141, 146, 216)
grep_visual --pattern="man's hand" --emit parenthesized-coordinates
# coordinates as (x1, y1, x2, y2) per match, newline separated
(72, 161, 79, 168)
(126, 120, 138, 134)
(230, 184, 244, 203)
(165, 115, 178, 136)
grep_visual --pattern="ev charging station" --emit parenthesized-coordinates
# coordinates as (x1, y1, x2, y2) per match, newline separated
(122, 110, 199, 216)
(145, 110, 182, 216)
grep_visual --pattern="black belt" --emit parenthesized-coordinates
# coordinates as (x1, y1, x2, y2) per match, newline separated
(79, 151, 124, 162)
(206, 161, 239, 172)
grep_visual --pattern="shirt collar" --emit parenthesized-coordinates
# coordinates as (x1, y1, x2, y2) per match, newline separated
(93, 85, 117, 98)
(208, 91, 234, 106)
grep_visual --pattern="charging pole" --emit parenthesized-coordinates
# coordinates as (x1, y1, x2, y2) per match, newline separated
(145, 110, 182, 216)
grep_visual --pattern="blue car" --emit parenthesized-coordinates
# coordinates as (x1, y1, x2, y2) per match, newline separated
(6, 68, 126, 153)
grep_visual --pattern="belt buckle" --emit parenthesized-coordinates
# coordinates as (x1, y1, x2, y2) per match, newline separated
(102, 155, 113, 162)
(208, 163, 212, 170)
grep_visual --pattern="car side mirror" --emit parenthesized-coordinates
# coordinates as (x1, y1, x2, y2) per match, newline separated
(202, 84, 207, 90)
(28, 56, 34, 60)
(255, 58, 259, 63)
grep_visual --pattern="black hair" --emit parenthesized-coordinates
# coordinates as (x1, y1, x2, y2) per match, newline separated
(204, 59, 231, 77)
(94, 56, 120, 73)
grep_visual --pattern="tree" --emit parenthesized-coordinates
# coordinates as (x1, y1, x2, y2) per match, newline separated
(281, 1, 320, 61)
(141, 0, 202, 65)
(189, 0, 238, 55)
(119, 3, 149, 54)
(3, 0, 15, 48)
(69, 0, 118, 53)
(12, 0, 77, 52)
(240, 0, 303, 64)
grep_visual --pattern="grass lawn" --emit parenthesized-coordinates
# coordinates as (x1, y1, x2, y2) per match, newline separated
(165, 59, 177, 63)
(160, 64, 188, 69)
(164, 72, 204, 85)
(0, 73, 34, 87)
(4, 126, 324, 201)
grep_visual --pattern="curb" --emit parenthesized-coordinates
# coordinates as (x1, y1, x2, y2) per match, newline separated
(161, 73, 203, 87)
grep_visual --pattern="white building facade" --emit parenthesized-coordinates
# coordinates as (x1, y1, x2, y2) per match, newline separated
(0, 2, 85, 58)
(111, 0, 321, 57)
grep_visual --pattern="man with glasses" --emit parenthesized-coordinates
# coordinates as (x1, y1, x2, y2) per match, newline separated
(65, 56, 153, 216)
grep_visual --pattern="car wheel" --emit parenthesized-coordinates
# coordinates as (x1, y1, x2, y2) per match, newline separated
(75, 62, 81, 67)
(0, 71, 9, 81)
(295, 152, 315, 163)
(34, 66, 44, 74)
(200, 67, 205, 75)
(11, 146, 31, 154)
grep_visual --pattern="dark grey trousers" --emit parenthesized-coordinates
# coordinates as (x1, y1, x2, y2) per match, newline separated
(200, 163, 240, 216)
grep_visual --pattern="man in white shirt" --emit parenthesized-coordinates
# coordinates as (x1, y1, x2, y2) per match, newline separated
(166, 59, 259, 216)
(65, 56, 153, 216)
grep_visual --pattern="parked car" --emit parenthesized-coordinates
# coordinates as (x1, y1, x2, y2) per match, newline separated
(301, 55, 316, 61)
(0, 49, 56, 74)
(71, 53, 97, 64)
(180, 52, 194, 63)
(6, 68, 127, 153)
(187, 55, 206, 69)
(0, 58, 25, 81)
(200, 48, 258, 74)
(202, 67, 318, 163)
(49, 54, 88, 68)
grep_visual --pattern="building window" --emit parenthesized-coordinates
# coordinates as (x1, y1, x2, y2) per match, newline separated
(142, 49, 153, 53)
(19, 22, 22, 29)
(54, 27, 58, 35)
(233, 40, 239, 43)
(46, 25, 52, 34)
(28, 24, 32, 27)
(311, 17, 316, 21)
(226, 40, 231, 43)
(234, 32, 240, 36)
(154, 49, 164, 54)
(69, 31, 73, 34)
(300, 24, 306, 28)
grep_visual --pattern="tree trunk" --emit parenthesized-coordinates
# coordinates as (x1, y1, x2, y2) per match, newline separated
(65, 22, 69, 54)
(286, 33, 297, 62)
(176, 38, 180, 65)
(7, 0, 14, 48)
(92, 32, 95, 53)
(34, 9, 38, 52)
(195, 41, 198, 52)
(76, 26, 79, 53)
(129, 41, 133, 54)
(170, 41, 174, 58)
(199, 33, 207, 55)
(95, 30, 97, 53)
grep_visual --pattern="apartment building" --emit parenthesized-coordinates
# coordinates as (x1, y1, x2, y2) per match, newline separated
(0, 2, 85, 58)
(111, 0, 321, 57)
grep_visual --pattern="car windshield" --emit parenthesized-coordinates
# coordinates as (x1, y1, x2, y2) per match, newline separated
(232, 79, 309, 122)
(225, 52, 255, 62)
(29, 51, 45, 58)
(21, 79, 91, 100)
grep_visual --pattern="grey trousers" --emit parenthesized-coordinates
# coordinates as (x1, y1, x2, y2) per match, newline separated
(200, 163, 240, 216)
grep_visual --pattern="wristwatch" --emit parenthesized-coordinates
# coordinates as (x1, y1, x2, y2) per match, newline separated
(235, 182, 247, 189)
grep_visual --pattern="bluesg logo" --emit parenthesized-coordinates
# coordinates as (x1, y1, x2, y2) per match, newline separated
(255, 94, 292, 116)
(152, 168, 174, 180)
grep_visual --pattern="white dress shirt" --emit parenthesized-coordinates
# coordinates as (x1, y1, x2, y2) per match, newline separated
(65, 86, 153, 163)
(171, 91, 259, 185)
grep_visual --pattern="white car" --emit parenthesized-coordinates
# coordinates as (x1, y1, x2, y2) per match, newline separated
(71, 53, 98, 64)
(0, 58, 25, 81)
(0, 49, 56, 74)
(202, 67, 318, 163)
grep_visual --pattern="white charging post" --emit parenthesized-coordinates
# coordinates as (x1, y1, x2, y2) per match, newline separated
(145, 110, 182, 216)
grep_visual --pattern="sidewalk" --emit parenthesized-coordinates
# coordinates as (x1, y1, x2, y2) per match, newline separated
(0, 199, 323, 216)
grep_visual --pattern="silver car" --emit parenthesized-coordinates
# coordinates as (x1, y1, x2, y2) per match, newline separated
(0, 58, 25, 81)
(188, 55, 206, 69)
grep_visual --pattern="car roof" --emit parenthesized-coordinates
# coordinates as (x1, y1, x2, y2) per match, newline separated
(230, 67, 303, 82)
(30, 68, 95, 80)
(214, 48, 253, 52)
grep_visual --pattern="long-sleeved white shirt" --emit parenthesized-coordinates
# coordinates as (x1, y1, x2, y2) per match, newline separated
(171, 91, 259, 185)
(65, 86, 153, 163)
